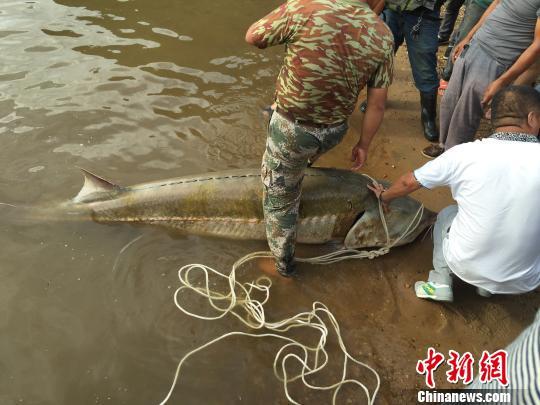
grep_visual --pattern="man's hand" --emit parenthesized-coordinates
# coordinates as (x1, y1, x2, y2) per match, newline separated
(367, 181, 389, 212)
(481, 78, 506, 108)
(366, 172, 422, 212)
(351, 143, 368, 170)
(452, 40, 468, 62)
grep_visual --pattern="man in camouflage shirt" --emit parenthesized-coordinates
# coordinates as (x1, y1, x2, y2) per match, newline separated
(245, 0, 394, 276)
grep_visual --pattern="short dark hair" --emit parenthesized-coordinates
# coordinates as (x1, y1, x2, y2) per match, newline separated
(491, 85, 540, 128)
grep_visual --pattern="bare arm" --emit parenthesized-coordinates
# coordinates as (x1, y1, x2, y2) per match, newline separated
(245, 3, 291, 49)
(367, 172, 422, 205)
(482, 18, 540, 106)
(351, 87, 388, 170)
(453, 0, 500, 61)
(367, 0, 385, 15)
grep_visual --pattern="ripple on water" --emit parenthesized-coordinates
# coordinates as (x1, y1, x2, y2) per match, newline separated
(0, 0, 279, 171)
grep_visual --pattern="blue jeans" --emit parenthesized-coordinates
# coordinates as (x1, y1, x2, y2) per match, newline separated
(382, 8, 441, 94)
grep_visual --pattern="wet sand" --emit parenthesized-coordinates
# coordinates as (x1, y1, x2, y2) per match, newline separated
(306, 48, 540, 402)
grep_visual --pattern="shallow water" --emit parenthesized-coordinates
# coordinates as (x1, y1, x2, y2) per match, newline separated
(1, 1, 539, 404)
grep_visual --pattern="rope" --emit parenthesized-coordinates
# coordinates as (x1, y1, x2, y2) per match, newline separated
(159, 176, 425, 404)
(159, 259, 380, 405)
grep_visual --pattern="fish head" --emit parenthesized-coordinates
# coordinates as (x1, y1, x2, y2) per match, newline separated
(344, 196, 436, 249)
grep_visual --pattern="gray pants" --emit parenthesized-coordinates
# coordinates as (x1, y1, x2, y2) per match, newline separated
(439, 42, 506, 149)
(428, 205, 458, 286)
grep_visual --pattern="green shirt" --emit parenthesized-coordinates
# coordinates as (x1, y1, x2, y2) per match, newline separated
(250, 0, 394, 124)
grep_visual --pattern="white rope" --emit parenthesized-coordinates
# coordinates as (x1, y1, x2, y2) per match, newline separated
(159, 258, 380, 405)
(159, 176, 425, 404)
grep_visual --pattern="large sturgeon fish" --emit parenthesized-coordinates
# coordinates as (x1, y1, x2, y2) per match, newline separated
(66, 167, 434, 249)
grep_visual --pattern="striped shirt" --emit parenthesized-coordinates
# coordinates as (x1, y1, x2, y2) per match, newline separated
(467, 310, 540, 402)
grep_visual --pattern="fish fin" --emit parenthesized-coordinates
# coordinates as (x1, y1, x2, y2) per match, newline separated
(73, 167, 120, 203)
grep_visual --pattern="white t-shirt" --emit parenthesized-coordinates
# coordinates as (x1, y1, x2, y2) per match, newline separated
(414, 138, 540, 294)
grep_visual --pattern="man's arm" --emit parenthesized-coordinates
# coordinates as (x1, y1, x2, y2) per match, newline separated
(245, 3, 292, 49)
(351, 87, 388, 170)
(453, 0, 500, 61)
(351, 45, 393, 170)
(368, 172, 422, 206)
(367, 0, 385, 15)
(368, 150, 457, 206)
(482, 18, 540, 106)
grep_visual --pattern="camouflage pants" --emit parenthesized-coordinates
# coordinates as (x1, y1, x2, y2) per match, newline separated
(261, 111, 348, 269)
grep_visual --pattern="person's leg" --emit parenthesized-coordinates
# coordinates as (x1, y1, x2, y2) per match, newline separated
(403, 10, 440, 141)
(403, 11, 440, 95)
(439, 48, 468, 146)
(438, 0, 466, 42)
(441, 57, 454, 82)
(456, 1, 486, 42)
(305, 121, 348, 166)
(414, 205, 458, 302)
(429, 205, 458, 286)
(262, 114, 325, 276)
(444, 43, 504, 149)
(441, 0, 484, 81)
(422, 40, 469, 158)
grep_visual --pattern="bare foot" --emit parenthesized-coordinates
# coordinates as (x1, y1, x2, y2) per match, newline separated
(256, 258, 294, 282)
(257, 258, 277, 276)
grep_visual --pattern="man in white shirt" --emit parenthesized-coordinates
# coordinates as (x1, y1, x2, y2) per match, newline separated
(369, 86, 540, 302)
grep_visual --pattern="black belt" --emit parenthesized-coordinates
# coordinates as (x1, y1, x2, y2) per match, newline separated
(275, 107, 345, 129)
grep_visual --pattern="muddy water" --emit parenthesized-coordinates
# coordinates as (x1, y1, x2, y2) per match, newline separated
(1, 1, 539, 404)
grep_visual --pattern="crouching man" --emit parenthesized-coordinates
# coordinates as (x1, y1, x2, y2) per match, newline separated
(369, 86, 540, 302)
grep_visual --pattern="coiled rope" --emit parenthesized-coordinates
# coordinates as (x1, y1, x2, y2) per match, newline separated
(159, 176, 425, 404)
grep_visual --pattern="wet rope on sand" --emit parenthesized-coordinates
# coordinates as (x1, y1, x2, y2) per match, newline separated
(159, 177, 425, 405)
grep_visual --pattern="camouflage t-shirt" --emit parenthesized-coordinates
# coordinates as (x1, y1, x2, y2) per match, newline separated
(250, 0, 394, 124)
